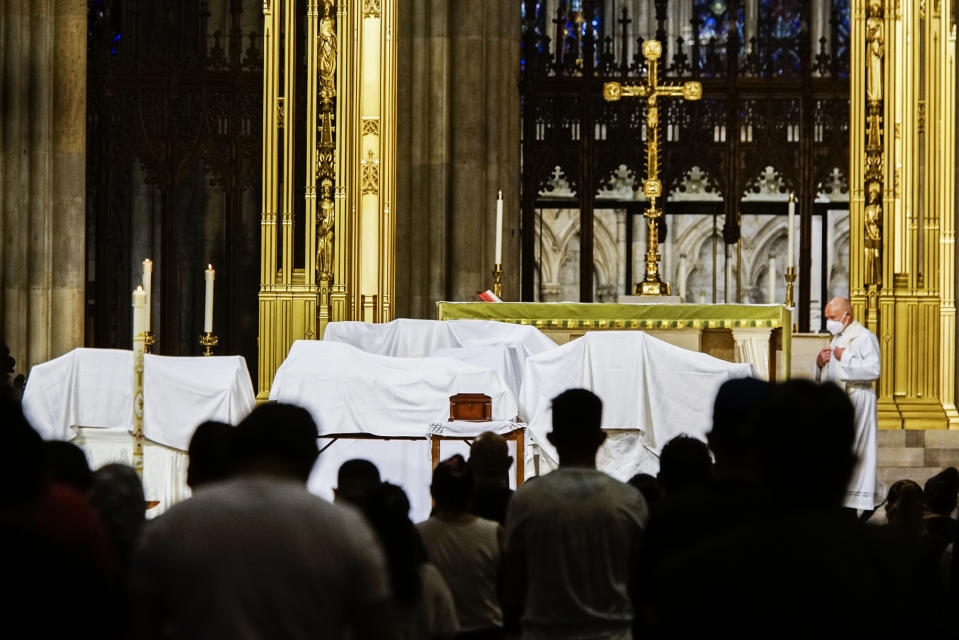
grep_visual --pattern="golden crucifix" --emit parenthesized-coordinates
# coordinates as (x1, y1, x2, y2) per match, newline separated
(604, 40, 701, 295)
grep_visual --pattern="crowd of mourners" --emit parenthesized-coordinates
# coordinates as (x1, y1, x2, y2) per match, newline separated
(2, 374, 958, 639)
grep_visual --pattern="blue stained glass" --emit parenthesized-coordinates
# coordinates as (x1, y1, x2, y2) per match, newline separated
(834, 0, 851, 76)
(759, 0, 801, 75)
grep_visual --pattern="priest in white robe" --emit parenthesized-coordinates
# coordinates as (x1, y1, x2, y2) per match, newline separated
(814, 296, 881, 511)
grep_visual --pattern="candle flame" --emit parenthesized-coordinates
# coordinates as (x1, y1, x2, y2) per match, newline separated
(136, 285, 144, 291)
(143, 258, 152, 264)
(207, 264, 213, 270)
(497, 190, 503, 199)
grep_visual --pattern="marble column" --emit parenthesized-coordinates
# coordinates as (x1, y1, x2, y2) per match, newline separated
(396, 0, 521, 318)
(1, 0, 86, 377)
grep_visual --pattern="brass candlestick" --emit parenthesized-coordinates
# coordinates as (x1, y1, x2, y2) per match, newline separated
(784, 266, 796, 307)
(493, 263, 503, 298)
(144, 330, 156, 354)
(200, 332, 219, 357)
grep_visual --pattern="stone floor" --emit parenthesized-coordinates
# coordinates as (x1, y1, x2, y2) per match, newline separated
(876, 429, 959, 492)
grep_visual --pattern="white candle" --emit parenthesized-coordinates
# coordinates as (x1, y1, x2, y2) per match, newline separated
(204, 264, 215, 333)
(132, 285, 147, 339)
(495, 191, 503, 265)
(787, 194, 795, 270)
(767, 255, 777, 303)
(142, 259, 152, 332)
(678, 255, 688, 301)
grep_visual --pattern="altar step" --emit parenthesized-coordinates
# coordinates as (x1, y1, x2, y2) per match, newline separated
(876, 429, 959, 492)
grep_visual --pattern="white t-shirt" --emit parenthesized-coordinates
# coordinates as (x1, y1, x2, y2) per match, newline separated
(417, 515, 503, 631)
(394, 563, 460, 640)
(504, 467, 649, 640)
(134, 477, 390, 639)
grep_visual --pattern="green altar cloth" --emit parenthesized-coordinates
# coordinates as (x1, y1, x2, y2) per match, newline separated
(437, 302, 792, 379)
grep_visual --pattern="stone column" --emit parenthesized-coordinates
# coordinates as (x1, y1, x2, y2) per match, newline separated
(1, 0, 86, 377)
(396, 0, 521, 318)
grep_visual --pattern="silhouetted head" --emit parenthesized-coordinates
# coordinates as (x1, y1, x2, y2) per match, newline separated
(759, 380, 855, 509)
(362, 482, 425, 605)
(44, 440, 93, 492)
(658, 435, 712, 495)
(923, 467, 959, 517)
(334, 459, 381, 508)
(88, 463, 145, 570)
(709, 377, 770, 478)
(430, 454, 474, 513)
(187, 421, 234, 489)
(547, 388, 606, 466)
(628, 472, 665, 514)
(469, 431, 512, 486)
(232, 403, 319, 483)
(0, 380, 45, 512)
(885, 479, 925, 538)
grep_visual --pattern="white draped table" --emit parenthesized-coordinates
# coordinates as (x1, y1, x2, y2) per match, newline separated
(23, 348, 256, 515)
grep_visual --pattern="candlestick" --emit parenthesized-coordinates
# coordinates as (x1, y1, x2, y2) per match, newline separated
(495, 191, 503, 265)
(492, 263, 503, 298)
(200, 331, 219, 357)
(142, 259, 152, 332)
(785, 266, 796, 308)
(204, 264, 215, 333)
(787, 194, 795, 270)
(131, 286, 146, 478)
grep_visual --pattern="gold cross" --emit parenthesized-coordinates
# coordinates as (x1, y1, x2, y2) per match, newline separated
(604, 40, 701, 295)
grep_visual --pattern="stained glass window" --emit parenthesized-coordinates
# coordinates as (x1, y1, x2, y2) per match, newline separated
(758, 0, 801, 75)
(833, 0, 851, 77)
(694, 0, 745, 76)
(521, 1, 548, 71)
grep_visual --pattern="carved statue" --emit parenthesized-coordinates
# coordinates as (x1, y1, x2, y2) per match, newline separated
(866, 0, 884, 103)
(319, 2, 336, 101)
(864, 180, 882, 286)
(317, 179, 335, 281)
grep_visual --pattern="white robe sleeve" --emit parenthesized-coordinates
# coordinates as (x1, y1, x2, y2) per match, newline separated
(836, 331, 881, 382)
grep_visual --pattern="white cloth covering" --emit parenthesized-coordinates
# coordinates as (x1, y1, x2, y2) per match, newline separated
(519, 331, 754, 479)
(814, 320, 882, 510)
(22, 348, 256, 451)
(429, 346, 525, 403)
(72, 426, 190, 517)
(270, 340, 518, 435)
(323, 318, 557, 358)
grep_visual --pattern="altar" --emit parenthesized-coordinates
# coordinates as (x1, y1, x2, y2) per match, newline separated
(437, 302, 792, 382)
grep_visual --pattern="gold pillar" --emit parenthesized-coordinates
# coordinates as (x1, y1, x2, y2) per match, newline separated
(852, 0, 957, 428)
(258, 0, 397, 399)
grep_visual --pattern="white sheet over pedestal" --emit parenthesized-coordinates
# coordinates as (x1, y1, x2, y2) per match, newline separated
(269, 341, 518, 435)
(22, 348, 256, 450)
(323, 318, 557, 358)
(519, 331, 754, 479)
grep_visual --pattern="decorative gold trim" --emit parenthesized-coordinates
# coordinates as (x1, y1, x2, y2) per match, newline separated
(362, 118, 380, 136)
(361, 150, 380, 195)
(276, 96, 285, 128)
(362, 0, 380, 18)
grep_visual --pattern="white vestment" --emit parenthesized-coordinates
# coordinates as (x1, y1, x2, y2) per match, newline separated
(814, 320, 881, 510)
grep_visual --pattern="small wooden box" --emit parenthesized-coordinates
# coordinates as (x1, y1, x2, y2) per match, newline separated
(449, 393, 492, 422)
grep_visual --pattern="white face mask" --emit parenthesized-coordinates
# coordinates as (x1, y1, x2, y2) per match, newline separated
(826, 312, 848, 336)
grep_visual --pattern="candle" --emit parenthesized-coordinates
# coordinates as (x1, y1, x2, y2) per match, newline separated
(767, 255, 777, 303)
(132, 285, 147, 339)
(787, 194, 795, 270)
(204, 264, 215, 333)
(142, 259, 152, 332)
(678, 255, 688, 301)
(495, 191, 503, 265)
